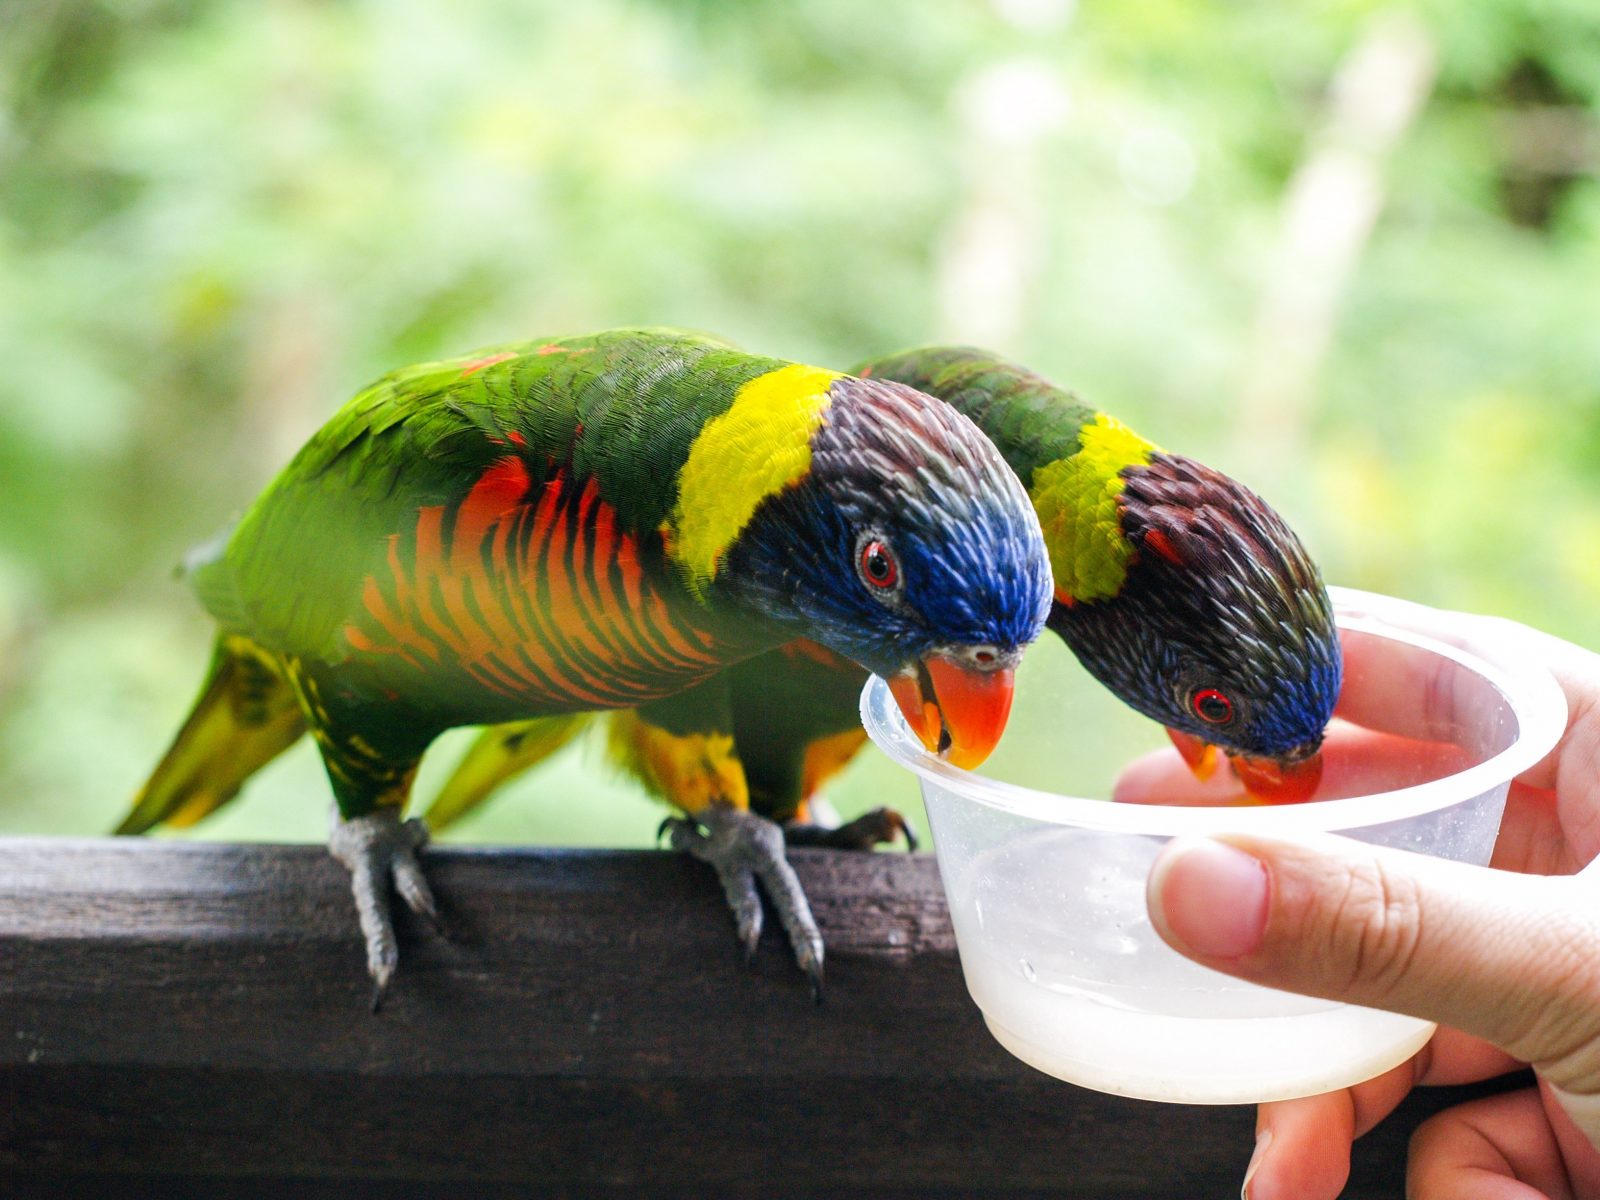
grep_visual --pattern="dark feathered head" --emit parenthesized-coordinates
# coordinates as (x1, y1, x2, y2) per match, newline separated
(703, 373, 1052, 768)
(1053, 453, 1341, 802)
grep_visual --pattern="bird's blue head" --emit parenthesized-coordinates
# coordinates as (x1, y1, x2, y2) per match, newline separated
(715, 375, 1052, 768)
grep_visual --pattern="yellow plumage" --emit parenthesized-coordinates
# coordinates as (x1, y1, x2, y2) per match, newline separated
(1028, 414, 1158, 603)
(668, 364, 841, 596)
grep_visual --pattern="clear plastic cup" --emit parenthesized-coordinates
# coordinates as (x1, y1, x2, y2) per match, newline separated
(860, 587, 1568, 1104)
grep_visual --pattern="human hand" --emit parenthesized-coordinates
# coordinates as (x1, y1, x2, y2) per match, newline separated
(1118, 598, 1600, 1199)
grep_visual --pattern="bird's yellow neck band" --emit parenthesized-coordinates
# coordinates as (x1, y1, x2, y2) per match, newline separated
(1029, 413, 1159, 604)
(668, 364, 842, 597)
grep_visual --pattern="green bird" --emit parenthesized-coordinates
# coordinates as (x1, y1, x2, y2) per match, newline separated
(423, 345, 1342, 844)
(122, 330, 1053, 1003)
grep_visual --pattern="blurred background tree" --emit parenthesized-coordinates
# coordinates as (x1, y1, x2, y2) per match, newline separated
(2, 0, 1596, 844)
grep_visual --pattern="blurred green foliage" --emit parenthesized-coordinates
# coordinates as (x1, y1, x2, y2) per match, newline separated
(1, 0, 1596, 844)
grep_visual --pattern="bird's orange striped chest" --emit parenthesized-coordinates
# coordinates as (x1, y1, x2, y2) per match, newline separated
(340, 454, 755, 717)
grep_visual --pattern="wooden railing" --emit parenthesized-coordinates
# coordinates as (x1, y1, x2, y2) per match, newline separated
(0, 838, 1514, 1197)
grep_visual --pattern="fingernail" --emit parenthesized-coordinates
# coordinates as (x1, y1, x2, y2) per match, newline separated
(1241, 1128, 1272, 1199)
(1149, 837, 1269, 959)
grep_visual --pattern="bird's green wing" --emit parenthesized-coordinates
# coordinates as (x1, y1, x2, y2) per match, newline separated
(194, 328, 787, 663)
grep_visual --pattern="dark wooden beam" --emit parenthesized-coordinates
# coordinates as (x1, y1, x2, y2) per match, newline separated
(0, 838, 1517, 1198)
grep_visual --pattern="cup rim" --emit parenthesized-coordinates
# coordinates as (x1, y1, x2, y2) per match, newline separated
(859, 587, 1570, 835)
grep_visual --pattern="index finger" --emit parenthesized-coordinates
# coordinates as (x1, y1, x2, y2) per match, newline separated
(1335, 608, 1593, 793)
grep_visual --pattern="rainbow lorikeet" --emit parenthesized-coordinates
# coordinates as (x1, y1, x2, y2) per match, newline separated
(423, 346, 1342, 848)
(121, 330, 1052, 1003)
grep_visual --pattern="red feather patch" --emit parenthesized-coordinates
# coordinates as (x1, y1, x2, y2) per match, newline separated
(453, 456, 531, 572)
(1143, 527, 1184, 566)
(344, 464, 731, 709)
(460, 351, 518, 377)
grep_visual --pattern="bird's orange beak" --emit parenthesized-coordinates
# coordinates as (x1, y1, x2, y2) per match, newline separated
(1166, 730, 1323, 804)
(1229, 752, 1323, 805)
(888, 656, 1016, 770)
(1166, 729, 1221, 781)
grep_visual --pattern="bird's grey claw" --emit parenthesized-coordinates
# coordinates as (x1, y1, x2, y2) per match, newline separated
(668, 807, 823, 990)
(329, 808, 439, 1006)
(660, 814, 701, 852)
(725, 862, 764, 959)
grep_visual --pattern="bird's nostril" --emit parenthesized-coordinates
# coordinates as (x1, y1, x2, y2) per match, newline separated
(974, 648, 996, 666)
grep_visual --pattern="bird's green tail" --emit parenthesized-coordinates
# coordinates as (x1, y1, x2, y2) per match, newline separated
(421, 714, 593, 831)
(118, 635, 307, 835)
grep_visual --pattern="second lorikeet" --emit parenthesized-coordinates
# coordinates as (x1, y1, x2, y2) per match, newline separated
(423, 346, 1342, 849)
(121, 329, 1053, 1002)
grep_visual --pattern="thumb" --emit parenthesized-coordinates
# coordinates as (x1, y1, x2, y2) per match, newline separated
(1146, 834, 1600, 1104)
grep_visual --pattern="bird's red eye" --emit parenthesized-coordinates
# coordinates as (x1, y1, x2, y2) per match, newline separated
(860, 540, 898, 589)
(1192, 689, 1233, 724)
